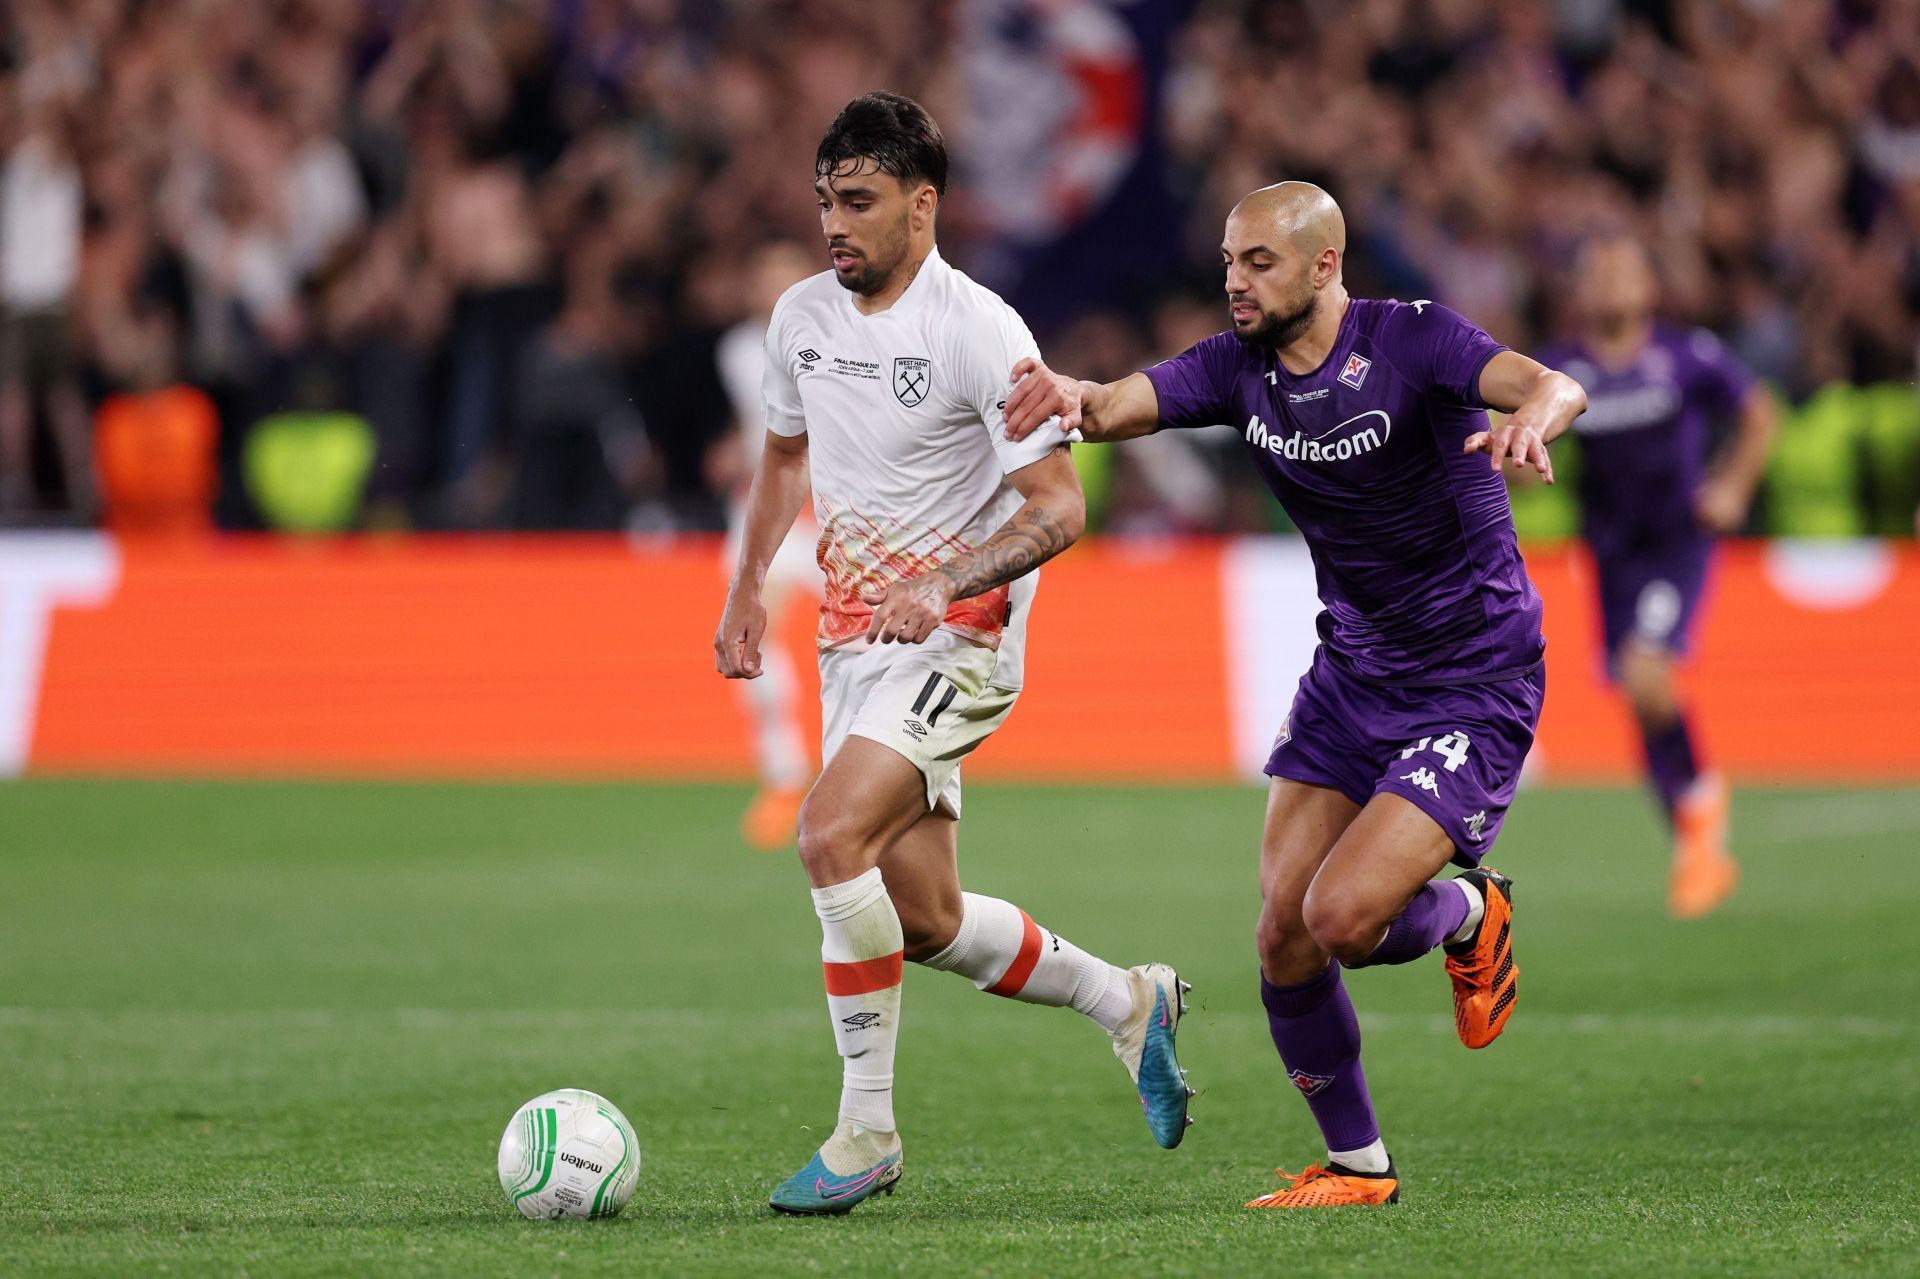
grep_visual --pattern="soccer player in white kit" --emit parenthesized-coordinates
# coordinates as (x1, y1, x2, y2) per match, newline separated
(715, 242, 826, 850)
(714, 93, 1193, 1215)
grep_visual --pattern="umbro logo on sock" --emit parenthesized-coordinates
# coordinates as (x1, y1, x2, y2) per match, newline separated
(840, 1012, 883, 1031)
(1288, 1068, 1335, 1097)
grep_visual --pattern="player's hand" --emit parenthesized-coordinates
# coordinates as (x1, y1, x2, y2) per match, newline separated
(714, 590, 769, 678)
(1004, 357, 1080, 442)
(860, 573, 955, 645)
(1694, 475, 1748, 534)
(1464, 416, 1554, 484)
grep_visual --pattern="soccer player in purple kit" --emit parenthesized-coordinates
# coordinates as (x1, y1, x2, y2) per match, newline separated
(1005, 182, 1587, 1208)
(1539, 235, 1776, 920)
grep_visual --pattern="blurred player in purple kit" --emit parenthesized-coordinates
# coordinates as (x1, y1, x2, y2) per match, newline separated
(1539, 236, 1776, 919)
(1007, 182, 1587, 1207)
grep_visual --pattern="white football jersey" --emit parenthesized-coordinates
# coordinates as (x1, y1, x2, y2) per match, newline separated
(762, 249, 1071, 672)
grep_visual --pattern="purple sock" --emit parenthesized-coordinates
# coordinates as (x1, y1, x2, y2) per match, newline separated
(1640, 713, 1700, 821)
(1348, 881, 1471, 968)
(1259, 963, 1379, 1152)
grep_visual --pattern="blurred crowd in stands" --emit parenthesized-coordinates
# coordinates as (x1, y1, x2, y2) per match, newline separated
(1, 0, 1916, 536)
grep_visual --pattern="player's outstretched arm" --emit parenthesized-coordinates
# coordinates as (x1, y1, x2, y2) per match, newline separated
(1695, 386, 1778, 533)
(859, 447, 1085, 645)
(1464, 351, 1588, 485)
(715, 429, 811, 678)
(1004, 361, 1162, 444)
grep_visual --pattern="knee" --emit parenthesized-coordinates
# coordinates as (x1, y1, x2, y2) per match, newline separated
(1301, 887, 1384, 968)
(1619, 649, 1680, 727)
(1630, 695, 1680, 734)
(1255, 904, 1326, 984)
(794, 800, 876, 886)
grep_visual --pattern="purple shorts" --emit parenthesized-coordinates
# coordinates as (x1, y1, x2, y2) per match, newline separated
(1596, 541, 1712, 662)
(1265, 649, 1546, 867)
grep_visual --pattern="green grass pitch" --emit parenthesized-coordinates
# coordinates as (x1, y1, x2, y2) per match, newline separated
(3, 779, 1916, 1276)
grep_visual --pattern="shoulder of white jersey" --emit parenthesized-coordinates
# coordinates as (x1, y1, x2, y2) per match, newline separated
(926, 256, 1036, 366)
(767, 270, 840, 325)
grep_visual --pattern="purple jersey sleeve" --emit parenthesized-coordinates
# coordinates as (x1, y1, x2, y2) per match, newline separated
(1680, 328, 1755, 416)
(1142, 332, 1245, 431)
(1393, 302, 1508, 408)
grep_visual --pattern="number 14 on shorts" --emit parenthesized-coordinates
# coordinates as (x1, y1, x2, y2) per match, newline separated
(1400, 731, 1472, 772)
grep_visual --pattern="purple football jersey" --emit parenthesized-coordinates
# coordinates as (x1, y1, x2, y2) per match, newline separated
(1144, 298, 1542, 687)
(1539, 326, 1754, 559)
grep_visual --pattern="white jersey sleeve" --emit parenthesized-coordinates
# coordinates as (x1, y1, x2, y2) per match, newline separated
(948, 298, 1080, 476)
(761, 293, 808, 437)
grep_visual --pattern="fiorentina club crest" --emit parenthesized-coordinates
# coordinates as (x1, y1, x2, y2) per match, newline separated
(1338, 353, 1371, 390)
(1288, 1068, 1335, 1097)
(893, 356, 932, 407)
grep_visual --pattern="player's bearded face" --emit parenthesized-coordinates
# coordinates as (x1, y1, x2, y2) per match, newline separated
(819, 166, 916, 297)
(1230, 254, 1318, 348)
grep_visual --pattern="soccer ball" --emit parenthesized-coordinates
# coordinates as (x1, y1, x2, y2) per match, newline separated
(497, 1088, 641, 1220)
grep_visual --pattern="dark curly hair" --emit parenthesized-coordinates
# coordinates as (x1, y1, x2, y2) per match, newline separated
(814, 91, 948, 197)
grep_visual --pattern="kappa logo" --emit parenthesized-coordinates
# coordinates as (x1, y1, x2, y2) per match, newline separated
(840, 1011, 883, 1031)
(1288, 1068, 1335, 1097)
(1338, 353, 1372, 389)
(893, 356, 932, 407)
(1465, 809, 1488, 841)
(1402, 766, 1440, 795)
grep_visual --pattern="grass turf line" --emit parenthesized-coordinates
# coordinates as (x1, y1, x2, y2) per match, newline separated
(1, 780, 1915, 1277)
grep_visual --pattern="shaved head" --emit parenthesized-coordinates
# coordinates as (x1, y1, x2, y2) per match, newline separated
(1229, 182, 1347, 261)
(1221, 182, 1347, 349)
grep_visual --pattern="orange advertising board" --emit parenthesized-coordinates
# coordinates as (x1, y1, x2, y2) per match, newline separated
(12, 535, 1918, 782)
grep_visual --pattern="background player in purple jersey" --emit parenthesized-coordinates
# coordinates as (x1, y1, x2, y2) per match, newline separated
(1539, 236, 1777, 920)
(1004, 182, 1587, 1209)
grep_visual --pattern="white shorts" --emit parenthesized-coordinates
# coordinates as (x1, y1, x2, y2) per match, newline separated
(819, 628, 1021, 819)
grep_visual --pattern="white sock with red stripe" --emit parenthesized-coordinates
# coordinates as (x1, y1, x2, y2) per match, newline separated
(812, 868, 903, 1134)
(921, 893, 1132, 1033)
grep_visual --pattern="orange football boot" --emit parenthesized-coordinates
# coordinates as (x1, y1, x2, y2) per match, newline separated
(1670, 773, 1739, 919)
(1246, 1161, 1400, 1208)
(741, 785, 805, 852)
(1443, 868, 1517, 1049)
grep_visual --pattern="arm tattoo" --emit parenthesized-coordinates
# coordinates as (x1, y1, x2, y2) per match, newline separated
(935, 503, 1074, 601)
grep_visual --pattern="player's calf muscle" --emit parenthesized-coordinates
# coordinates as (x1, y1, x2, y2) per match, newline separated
(895, 899, 961, 962)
